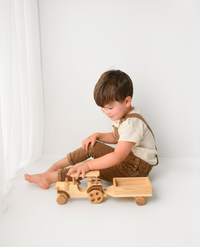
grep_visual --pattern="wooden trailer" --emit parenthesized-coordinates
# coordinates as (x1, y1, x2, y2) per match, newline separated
(104, 177, 152, 206)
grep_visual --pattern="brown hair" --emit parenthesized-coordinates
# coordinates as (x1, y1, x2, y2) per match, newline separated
(94, 70, 133, 107)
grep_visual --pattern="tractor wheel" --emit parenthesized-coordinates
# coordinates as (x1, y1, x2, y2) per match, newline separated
(135, 197, 145, 206)
(56, 195, 67, 205)
(88, 189, 104, 204)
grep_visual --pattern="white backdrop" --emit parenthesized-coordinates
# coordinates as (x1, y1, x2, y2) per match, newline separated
(39, 0, 200, 158)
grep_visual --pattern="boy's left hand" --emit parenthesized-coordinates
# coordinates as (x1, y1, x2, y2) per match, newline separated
(67, 162, 90, 180)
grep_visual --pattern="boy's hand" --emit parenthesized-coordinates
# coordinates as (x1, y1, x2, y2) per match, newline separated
(67, 162, 90, 180)
(82, 133, 98, 151)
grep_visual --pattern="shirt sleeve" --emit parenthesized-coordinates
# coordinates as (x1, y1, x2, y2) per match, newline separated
(118, 118, 143, 146)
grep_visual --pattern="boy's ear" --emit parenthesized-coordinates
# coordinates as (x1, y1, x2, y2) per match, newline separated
(125, 96, 132, 107)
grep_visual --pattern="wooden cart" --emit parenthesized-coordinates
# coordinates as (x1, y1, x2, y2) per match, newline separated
(55, 170, 152, 206)
(104, 177, 152, 206)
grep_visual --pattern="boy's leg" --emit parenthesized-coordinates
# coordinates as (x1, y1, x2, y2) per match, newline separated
(58, 141, 115, 181)
(24, 171, 58, 189)
(25, 141, 153, 187)
(46, 141, 115, 175)
(67, 141, 115, 166)
(45, 156, 71, 173)
(24, 142, 114, 187)
(99, 151, 153, 183)
(24, 156, 71, 188)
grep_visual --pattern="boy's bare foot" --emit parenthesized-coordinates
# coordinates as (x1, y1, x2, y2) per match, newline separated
(24, 173, 50, 189)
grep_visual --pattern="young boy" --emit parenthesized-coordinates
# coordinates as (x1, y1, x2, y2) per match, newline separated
(24, 70, 158, 189)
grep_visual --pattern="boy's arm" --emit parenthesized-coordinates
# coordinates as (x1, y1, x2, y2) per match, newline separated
(68, 141, 135, 179)
(82, 132, 117, 151)
(97, 132, 118, 144)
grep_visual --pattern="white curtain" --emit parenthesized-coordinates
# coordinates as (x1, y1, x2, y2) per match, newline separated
(0, 103, 8, 213)
(0, 0, 44, 213)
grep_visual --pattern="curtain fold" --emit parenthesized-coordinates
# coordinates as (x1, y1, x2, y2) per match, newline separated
(0, 0, 44, 212)
(0, 101, 8, 213)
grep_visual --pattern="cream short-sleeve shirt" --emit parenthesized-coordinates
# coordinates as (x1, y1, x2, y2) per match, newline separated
(112, 108, 158, 165)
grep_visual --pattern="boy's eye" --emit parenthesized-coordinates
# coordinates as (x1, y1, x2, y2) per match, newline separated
(109, 107, 113, 110)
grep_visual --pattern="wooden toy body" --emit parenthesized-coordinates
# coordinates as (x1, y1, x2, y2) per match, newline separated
(56, 179, 104, 198)
(55, 170, 152, 206)
(55, 170, 107, 205)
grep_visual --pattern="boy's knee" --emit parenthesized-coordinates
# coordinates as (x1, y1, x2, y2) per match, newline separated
(57, 168, 82, 183)
(87, 141, 101, 153)
(138, 162, 153, 177)
(57, 168, 69, 181)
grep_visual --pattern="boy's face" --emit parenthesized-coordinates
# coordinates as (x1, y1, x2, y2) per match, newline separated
(101, 98, 132, 121)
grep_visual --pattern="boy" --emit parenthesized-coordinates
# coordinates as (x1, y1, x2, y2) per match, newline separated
(24, 70, 158, 189)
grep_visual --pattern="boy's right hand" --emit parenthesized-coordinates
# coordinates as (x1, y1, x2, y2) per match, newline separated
(82, 133, 98, 151)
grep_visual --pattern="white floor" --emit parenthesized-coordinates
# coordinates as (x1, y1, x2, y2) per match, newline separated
(0, 155, 200, 247)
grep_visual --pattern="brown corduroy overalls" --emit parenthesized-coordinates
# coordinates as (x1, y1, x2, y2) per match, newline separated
(58, 113, 158, 183)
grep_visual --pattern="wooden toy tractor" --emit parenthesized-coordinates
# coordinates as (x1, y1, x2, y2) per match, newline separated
(55, 171, 106, 205)
(55, 170, 152, 206)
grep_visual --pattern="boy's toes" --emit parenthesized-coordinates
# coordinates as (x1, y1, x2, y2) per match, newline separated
(24, 174, 30, 181)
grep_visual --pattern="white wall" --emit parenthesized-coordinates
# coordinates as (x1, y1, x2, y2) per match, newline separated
(39, 0, 200, 158)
